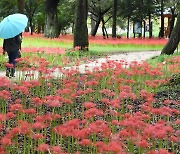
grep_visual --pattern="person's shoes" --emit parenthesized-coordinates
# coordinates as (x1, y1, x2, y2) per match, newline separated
(10, 73, 15, 78)
(5, 70, 10, 77)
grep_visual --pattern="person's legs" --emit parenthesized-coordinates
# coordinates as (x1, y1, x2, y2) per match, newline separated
(7, 50, 19, 77)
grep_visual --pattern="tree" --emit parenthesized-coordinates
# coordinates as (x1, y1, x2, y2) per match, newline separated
(57, 0, 76, 34)
(112, 0, 117, 38)
(119, 0, 134, 38)
(73, 0, 89, 50)
(0, 0, 17, 17)
(164, 0, 179, 38)
(89, 0, 113, 38)
(161, 12, 180, 55)
(44, 0, 60, 38)
(24, 0, 43, 35)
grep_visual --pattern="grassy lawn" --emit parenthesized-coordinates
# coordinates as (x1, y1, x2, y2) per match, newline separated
(0, 34, 166, 53)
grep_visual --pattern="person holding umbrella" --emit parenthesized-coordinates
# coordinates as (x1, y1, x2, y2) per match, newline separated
(3, 33, 22, 77)
(0, 13, 28, 77)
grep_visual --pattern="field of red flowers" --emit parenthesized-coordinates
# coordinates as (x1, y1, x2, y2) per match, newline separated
(0, 50, 179, 153)
(23, 32, 168, 46)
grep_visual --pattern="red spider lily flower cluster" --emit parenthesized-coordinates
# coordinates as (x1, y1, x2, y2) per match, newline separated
(0, 49, 179, 153)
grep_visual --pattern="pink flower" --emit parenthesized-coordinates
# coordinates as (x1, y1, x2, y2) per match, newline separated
(36, 143, 49, 152)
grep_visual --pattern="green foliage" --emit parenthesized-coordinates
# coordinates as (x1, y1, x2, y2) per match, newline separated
(147, 51, 180, 66)
(0, 0, 18, 18)
(57, 0, 75, 33)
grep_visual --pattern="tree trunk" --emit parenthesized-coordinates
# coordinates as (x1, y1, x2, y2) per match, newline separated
(143, 20, 146, 38)
(73, 0, 89, 50)
(168, 8, 175, 38)
(148, 9, 152, 38)
(127, 16, 130, 39)
(18, 0, 24, 13)
(91, 14, 96, 35)
(161, 13, 180, 55)
(159, 0, 164, 38)
(44, 0, 60, 38)
(102, 17, 108, 39)
(91, 16, 101, 36)
(112, 0, 117, 38)
(29, 18, 33, 35)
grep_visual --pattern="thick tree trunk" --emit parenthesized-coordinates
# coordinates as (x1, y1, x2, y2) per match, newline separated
(161, 13, 180, 55)
(44, 0, 60, 38)
(112, 0, 117, 38)
(73, 0, 89, 50)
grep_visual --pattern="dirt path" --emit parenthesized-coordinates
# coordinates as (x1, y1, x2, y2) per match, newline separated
(0, 51, 161, 79)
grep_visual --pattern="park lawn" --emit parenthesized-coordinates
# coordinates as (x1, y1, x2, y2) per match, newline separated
(0, 33, 167, 52)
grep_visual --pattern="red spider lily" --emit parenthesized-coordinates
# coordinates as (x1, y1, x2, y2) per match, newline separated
(175, 119, 180, 125)
(79, 139, 92, 146)
(31, 97, 44, 106)
(83, 102, 96, 109)
(94, 141, 107, 153)
(51, 146, 63, 154)
(45, 99, 61, 107)
(0, 77, 11, 87)
(168, 135, 178, 143)
(143, 121, 173, 140)
(9, 104, 23, 112)
(5, 127, 20, 139)
(21, 108, 36, 115)
(22, 46, 65, 55)
(0, 147, 5, 154)
(101, 98, 110, 105)
(0, 114, 6, 122)
(5, 112, 16, 119)
(84, 108, 104, 119)
(32, 133, 45, 140)
(135, 139, 149, 148)
(109, 99, 121, 108)
(0, 90, 11, 100)
(36, 143, 50, 152)
(0, 137, 12, 147)
(18, 120, 31, 135)
(53, 119, 81, 137)
(88, 120, 111, 137)
(12, 85, 29, 95)
(3, 63, 14, 68)
(32, 122, 48, 130)
(56, 88, 72, 95)
(71, 128, 91, 139)
(106, 141, 125, 153)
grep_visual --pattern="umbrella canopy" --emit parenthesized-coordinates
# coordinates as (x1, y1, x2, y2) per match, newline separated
(0, 13, 28, 39)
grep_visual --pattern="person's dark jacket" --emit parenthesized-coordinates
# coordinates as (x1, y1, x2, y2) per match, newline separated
(3, 34, 22, 53)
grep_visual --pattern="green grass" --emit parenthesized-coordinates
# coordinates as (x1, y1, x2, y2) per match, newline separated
(147, 52, 180, 66)
(0, 36, 164, 53)
(90, 44, 163, 53)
